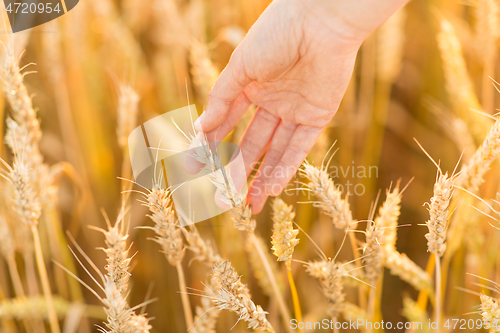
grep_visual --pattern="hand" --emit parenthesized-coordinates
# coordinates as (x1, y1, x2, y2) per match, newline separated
(194, 0, 409, 213)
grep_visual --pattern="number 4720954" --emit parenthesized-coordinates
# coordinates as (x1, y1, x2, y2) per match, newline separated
(444, 318, 499, 330)
(6, 2, 61, 14)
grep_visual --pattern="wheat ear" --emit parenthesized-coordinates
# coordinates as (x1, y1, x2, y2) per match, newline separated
(300, 161, 352, 230)
(189, 135, 292, 330)
(271, 198, 302, 329)
(480, 294, 500, 332)
(459, 118, 500, 191)
(144, 186, 192, 328)
(211, 261, 274, 332)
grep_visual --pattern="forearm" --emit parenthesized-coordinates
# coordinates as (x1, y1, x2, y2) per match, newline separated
(304, 0, 412, 44)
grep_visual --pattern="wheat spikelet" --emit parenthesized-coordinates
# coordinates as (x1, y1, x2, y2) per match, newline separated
(145, 187, 184, 266)
(0, 210, 15, 260)
(306, 260, 346, 318)
(189, 40, 219, 104)
(0, 296, 69, 320)
(190, 135, 255, 231)
(382, 248, 433, 291)
(0, 47, 41, 146)
(99, 215, 132, 295)
(81, 210, 152, 333)
(271, 198, 299, 263)
(425, 170, 454, 257)
(376, 7, 406, 83)
(374, 182, 401, 252)
(191, 282, 219, 333)
(459, 118, 500, 191)
(427, 99, 477, 161)
(362, 219, 384, 287)
(480, 294, 500, 332)
(301, 161, 352, 230)
(211, 261, 274, 332)
(1, 145, 41, 227)
(436, 16, 490, 140)
(402, 296, 432, 333)
(342, 302, 368, 321)
(116, 84, 140, 150)
(473, 0, 500, 62)
(183, 227, 221, 266)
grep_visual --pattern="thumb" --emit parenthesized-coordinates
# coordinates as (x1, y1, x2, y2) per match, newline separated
(195, 44, 252, 133)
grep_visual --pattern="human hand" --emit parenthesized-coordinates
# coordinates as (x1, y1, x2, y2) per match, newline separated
(192, 0, 410, 213)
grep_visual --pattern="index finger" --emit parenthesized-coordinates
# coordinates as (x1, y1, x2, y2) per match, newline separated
(195, 45, 253, 134)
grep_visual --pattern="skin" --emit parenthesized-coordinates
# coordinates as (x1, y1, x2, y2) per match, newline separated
(193, 0, 411, 213)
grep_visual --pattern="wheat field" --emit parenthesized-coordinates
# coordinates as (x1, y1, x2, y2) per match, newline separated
(0, 0, 500, 332)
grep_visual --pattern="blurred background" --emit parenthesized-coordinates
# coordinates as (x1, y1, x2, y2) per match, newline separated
(1, 0, 500, 331)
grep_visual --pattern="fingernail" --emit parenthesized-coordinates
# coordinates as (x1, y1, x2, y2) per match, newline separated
(194, 111, 205, 132)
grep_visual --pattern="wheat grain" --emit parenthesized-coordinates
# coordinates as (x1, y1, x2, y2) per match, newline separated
(425, 170, 454, 257)
(116, 84, 140, 150)
(436, 16, 490, 140)
(301, 161, 352, 230)
(212, 261, 274, 332)
(191, 282, 219, 333)
(189, 40, 219, 104)
(402, 296, 432, 333)
(342, 302, 368, 321)
(376, 7, 406, 83)
(459, 118, 500, 191)
(480, 294, 500, 332)
(271, 198, 299, 263)
(362, 219, 384, 287)
(306, 260, 346, 318)
(146, 187, 184, 266)
(183, 227, 221, 266)
(374, 183, 401, 252)
(382, 248, 433, 291)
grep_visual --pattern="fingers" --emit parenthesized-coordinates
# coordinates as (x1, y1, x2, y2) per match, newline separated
(249, 125, 324, 214)
(227, 107, 280, 195)
(184, 93, 251, 175)
(205, 92, 251, 143)
(247, 121, 297, 212)
(195, 45, 253, 133)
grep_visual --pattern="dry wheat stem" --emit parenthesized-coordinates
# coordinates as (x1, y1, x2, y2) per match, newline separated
(31, 225, 61, 333)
